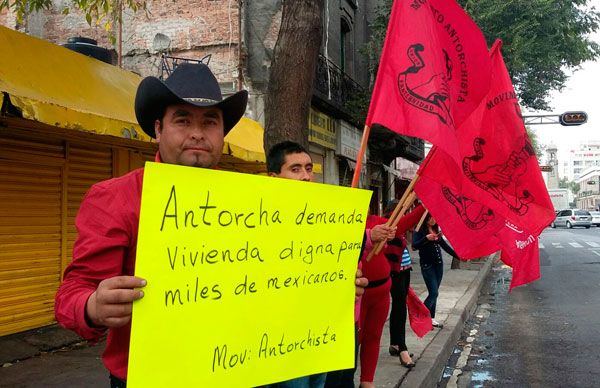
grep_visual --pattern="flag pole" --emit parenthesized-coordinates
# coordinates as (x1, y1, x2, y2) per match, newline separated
(366, 191, 417, 261)
(415, 209, 429, 231)
(387, 173, 419, 226)
(363, 147, 435, 261)
(351, 125, 371, 188)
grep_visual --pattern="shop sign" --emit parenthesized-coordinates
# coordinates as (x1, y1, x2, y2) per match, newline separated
(308, 107, 336, 150)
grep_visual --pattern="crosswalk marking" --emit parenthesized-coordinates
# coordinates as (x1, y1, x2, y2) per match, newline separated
(540, 241, 600, 250)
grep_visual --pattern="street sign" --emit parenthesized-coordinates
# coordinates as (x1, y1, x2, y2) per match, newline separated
(539, 165, 553, 172)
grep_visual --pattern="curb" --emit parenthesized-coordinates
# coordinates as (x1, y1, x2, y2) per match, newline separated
(398, 254, 497, 387)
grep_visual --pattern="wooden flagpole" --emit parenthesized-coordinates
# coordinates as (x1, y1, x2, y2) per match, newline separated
(363, 146, 439, 261)
(351, 125, 371, 188)
(365, 190, 417, 261)
(386, 173, 419, 226)
(415, 209, 429, 232)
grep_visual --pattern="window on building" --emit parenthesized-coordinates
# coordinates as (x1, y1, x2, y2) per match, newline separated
(340, 18, 354, 76)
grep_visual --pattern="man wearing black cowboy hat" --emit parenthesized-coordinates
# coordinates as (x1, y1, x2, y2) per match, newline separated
(55, 63, 368, 387)
(55, 63, 248, 387)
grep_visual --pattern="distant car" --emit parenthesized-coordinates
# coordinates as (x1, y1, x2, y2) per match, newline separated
(551, 209, 592, 229)
(590, 211, 600, 226)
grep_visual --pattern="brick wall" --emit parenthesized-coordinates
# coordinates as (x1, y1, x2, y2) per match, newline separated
(1, 0, 241, 83)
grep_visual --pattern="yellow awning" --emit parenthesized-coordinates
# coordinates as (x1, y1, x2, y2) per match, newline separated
(220, 117, 266, 173)
(0, 25, 151, 142)
(0, 25, 268, 169)
(224, 117, 265, 162)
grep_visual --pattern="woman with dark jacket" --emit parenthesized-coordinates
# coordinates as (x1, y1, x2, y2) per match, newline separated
(412, 213, 458, 328)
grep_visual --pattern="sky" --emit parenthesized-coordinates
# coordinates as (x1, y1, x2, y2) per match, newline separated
(528, 0, 600, 163)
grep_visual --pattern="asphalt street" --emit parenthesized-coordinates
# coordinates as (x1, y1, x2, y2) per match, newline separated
(441, 226, 600, 387)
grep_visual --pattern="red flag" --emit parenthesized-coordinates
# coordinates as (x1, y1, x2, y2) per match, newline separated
(495, 222, 541, 290)
(415, 146, 541, 287)
(366, 0, 492, 160)
(414, 177, 501, 259)
(407, 287, 432, 338)
(454, 40, 554, 235)
(415, 173, 542, 289)
(413, 147, 502, 258)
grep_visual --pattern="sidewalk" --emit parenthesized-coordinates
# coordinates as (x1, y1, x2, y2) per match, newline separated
(364, 252, 495, 388)
(0, 254, 495, 387)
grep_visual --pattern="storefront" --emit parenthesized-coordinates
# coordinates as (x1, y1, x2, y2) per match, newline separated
(308, 107, 337, 184)
(337, 120, 368, 188)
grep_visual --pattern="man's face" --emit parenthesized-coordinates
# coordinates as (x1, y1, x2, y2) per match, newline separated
(270, 152, 314, 182)
(155, 104, 224, 168)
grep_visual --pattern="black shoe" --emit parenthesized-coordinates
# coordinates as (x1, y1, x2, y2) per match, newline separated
(400, 359, 415, 368)
(389, 345, 400, 356)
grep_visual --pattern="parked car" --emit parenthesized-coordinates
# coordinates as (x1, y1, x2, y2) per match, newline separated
(551, 209, 592, 228)
(590, 211, 600, 226)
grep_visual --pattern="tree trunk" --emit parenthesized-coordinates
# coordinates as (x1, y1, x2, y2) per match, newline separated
(264, 0, 324, 153)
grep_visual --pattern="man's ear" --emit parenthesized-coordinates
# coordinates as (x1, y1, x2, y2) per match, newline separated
(268, 172, 278, 177)
(154, 120, 162, 141)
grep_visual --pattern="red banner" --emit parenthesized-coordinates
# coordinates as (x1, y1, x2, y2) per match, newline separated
(407, 287, 432, 338)
(496, 222, 541, 290)
(366, 0, 492, 159)
(453, 40, 554, 235)
(415, 146, 543, 289)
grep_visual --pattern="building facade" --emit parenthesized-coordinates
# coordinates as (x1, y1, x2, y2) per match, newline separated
(575, 166, 600, 210)
(562, 141, 600, 181)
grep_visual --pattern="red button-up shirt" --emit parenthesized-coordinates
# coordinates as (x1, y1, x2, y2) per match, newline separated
(55, 165, 146, 380)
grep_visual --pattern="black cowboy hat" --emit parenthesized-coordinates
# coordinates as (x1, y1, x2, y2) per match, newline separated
(134, 63, 248, 138)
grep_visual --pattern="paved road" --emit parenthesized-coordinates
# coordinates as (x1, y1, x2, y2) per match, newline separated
(441, 227, 600, 387)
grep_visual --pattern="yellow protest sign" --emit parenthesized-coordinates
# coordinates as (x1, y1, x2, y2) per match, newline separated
(127, 162, 371, 387)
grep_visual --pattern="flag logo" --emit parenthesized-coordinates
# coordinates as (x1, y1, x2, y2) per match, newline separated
(397, 43, 453, 126)
(441, 186, 495, 229)
(462, 137, 535, 215)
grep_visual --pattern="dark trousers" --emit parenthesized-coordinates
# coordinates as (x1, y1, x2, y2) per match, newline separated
(110, 375, 126, 388)
(389, 270, 410, 351)
(420, 261, 444, 318)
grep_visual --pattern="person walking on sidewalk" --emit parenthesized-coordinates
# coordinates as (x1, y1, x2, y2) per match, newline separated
(412, 213, 458, 328)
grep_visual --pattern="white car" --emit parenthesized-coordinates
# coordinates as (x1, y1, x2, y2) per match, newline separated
(590, 211, 600, 226)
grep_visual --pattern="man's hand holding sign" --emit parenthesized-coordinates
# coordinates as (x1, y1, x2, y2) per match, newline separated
(127, 163, 370, 387)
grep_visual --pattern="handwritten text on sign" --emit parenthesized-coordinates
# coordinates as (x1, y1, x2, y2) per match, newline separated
(127, 162, 371, 387)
